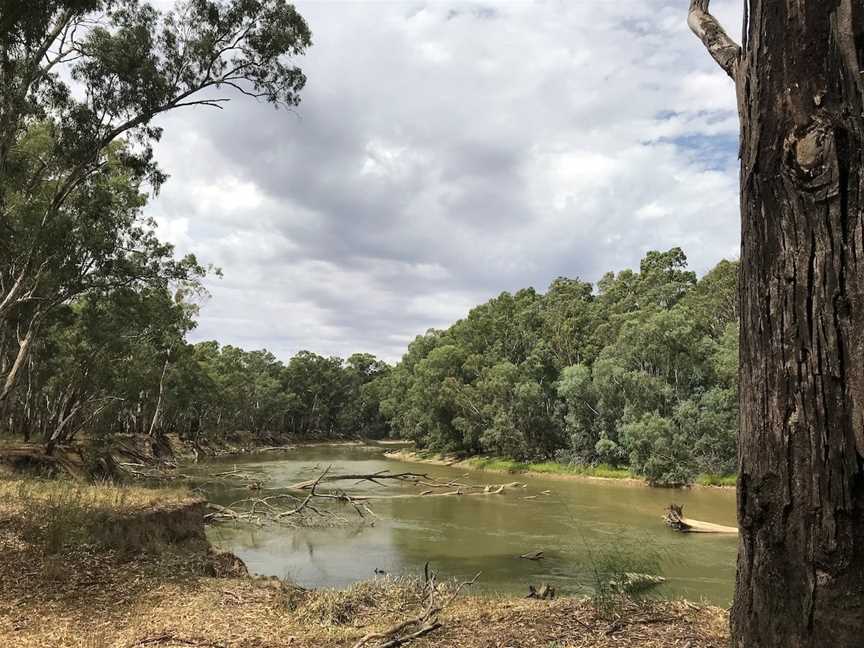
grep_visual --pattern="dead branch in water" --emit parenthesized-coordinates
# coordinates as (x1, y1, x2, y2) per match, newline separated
(289, 469, 517, 496)
(206, 465, 517, 527)
(352, 571, 482, 648)
(279, 465, 331, 517)
(205, 466, 378, 526)
(288, 470, 432, 490)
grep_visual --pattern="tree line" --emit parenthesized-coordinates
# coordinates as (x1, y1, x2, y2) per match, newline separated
(378, 249, 739, 485)
(2, 284, 392, 452)
(4, 234, 738, 487)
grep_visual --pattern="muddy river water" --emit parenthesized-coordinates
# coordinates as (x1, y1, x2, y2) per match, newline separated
(195, 445, 737, 605)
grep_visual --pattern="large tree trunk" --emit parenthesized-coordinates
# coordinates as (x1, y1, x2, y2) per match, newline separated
(690, 1, 864, 646)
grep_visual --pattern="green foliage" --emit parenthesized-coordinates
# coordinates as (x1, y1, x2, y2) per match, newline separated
(379, 250, 739, 486)
(695, 473, 738, 487)
(1, 0, 311, 406)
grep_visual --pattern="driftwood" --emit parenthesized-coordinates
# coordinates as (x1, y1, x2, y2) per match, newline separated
(288, 469, 512, 501)
(288, 470, 434, 490)
(206, 465, 516, 528)
(205, 466, 374, 525)
(520, 550, 544, 561)
(664, 504, 738, 534)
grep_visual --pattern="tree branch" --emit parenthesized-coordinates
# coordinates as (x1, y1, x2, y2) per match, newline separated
(688, 0, 741, 80)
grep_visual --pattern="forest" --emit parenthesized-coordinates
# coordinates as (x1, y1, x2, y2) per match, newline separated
(0, 0, 738, 489)
(380, 249, 738, 485)
(3, 224, 738, 485)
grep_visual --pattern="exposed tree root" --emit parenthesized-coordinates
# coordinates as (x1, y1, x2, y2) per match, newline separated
(0, 443, 88, 480)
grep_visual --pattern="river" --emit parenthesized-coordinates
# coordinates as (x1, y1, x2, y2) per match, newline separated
(194, 445, 737, 605)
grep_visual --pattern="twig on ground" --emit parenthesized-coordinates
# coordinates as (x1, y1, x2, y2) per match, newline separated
(128, 632, 227, 647)
(352, 571, 481, 648)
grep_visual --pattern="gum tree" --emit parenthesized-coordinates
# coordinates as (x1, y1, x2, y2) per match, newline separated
(689, 1, 864, 644)
(0, 0, 311, 408)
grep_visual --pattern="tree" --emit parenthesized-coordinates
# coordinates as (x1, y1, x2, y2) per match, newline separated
(689, 1, 864, 644)
(0, 0, 311, 407)
(377, 250, 738, 476)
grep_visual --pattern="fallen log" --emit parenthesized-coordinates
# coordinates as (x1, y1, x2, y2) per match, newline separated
(664, 504, 738, 534)
(288, 470, 432, 490)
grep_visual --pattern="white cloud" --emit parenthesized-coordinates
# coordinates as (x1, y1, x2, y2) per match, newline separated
(146, 0, 744, 362)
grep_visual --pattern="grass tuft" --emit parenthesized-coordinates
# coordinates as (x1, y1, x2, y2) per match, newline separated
(582, 537, 667, 618)
(296, 576, 434, 626)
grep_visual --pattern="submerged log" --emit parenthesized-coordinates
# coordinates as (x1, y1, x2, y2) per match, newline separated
(664, 504, 738, 534)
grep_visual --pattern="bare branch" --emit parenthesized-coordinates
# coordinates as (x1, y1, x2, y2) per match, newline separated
(688, 0, 741, 80)
(288, 470, 431, 490)
(278, 465, 332, 518)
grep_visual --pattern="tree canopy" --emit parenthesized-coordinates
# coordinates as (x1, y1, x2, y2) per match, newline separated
(379, 249, 739, 485)
(0, 0, 311, 406)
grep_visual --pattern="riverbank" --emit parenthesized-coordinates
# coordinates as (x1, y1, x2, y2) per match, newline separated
(169, 433, 408, 461)
(0, 476, 729, 647)
(384, 449, 737, 489)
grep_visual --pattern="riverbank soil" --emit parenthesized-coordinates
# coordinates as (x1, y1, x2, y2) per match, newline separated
(0, 478, 729, 647)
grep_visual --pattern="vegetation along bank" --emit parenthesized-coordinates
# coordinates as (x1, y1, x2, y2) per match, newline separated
(2, 247, 738, 489)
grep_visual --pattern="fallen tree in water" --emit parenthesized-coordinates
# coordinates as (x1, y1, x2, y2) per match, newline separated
(205, 466, 517, 528)
(289, 469, 519, 495)
(664, 505, 738, 534)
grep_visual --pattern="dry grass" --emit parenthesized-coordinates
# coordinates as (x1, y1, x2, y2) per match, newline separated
(0, 477, 730, 648)
(0, 477, 193, 512)
(0, 477, 201, 555)
(295, 577, 434, 626)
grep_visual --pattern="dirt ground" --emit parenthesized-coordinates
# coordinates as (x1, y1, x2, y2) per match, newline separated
(0, 478, 729, 648)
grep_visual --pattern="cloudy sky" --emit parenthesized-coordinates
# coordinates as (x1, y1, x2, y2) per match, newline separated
(146, 0, 743, 363)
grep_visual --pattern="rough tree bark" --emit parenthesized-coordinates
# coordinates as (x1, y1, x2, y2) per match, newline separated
(689, 1, 864, 645)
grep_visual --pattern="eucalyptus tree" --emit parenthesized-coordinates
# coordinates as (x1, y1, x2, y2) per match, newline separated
(378, 250, 739, 475)
(8, 282, 198, 451)
(689, 1, 864, 644)
(0, 0, 311, 409)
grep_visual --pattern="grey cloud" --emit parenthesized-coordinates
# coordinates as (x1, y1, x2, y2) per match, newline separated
(146, 0, 744, 362)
